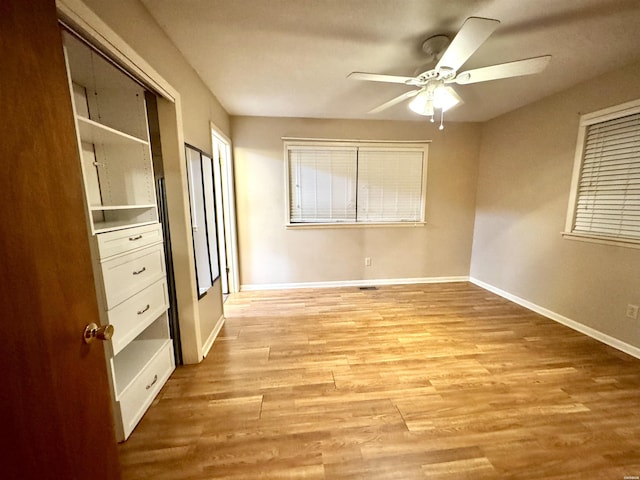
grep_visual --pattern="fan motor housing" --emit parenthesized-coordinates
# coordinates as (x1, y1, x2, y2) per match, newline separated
(421, 34, 450, 60)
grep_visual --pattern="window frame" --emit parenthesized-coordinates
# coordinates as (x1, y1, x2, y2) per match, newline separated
(284, 139, 430, 228)
(563, 98, 640, 249)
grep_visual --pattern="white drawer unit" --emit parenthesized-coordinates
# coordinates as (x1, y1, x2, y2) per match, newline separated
(106, 278, 169, 356)
(100, 242, 166, 310)
(64, 31, 174, 443)
(115, 339, 174, 440)
(96, 223, 164, 259)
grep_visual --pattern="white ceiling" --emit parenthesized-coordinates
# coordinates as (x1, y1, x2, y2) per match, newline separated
(140, 0, 640, 122)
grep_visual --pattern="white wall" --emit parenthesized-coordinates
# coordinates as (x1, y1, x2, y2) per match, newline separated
(471, 59, 640, 350)
(231, 116, 481, 288)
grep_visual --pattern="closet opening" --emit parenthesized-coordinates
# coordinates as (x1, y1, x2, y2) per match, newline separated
(146, 93, 183, 365)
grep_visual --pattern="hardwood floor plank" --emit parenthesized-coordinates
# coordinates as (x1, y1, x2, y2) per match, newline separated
(119, 282, 640, 479)
(421, 456, 497, 479)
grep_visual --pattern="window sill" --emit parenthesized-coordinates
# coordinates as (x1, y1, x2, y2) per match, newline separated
(561, 232, 640, 250)
(286, 221, 427, 230)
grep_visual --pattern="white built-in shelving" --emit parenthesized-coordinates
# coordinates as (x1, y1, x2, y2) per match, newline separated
(63, 31, 174, 442)
(65, 32, 158, 236)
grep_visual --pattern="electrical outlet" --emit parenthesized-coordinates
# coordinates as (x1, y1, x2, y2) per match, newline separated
(626, 304, 639, 320)
(365, 257, 371, 267)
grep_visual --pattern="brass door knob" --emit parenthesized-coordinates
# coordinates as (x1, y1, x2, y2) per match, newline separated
(83, 323, 115, 344)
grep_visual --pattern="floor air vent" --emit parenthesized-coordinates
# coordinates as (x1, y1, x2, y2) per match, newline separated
(359, 286, 377, 290)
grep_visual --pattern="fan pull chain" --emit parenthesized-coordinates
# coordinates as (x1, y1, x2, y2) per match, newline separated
(439, 109, 445, 130)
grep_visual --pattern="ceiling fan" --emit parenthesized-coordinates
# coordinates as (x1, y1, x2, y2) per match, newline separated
(348, 17, 551, 129)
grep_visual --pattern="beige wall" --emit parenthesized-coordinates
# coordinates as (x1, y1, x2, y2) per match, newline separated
(231, 116, 481, 287)
(80, 0, 227, 361)
(74, 0, 640, 355)
(471, 59, 640, 349)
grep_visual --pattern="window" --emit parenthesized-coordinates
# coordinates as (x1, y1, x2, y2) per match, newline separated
(286, 140, 428, 226)
(564, 99, 640, 247)
(289, 146, 357, 223)
(186, 144, 220, 296)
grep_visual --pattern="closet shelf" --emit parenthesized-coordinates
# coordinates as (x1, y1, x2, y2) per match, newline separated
(112, 338, 172, 398)
(93, 219, 157, 234)
(77, 116, 149, 146)
(90, 204, 157, 211)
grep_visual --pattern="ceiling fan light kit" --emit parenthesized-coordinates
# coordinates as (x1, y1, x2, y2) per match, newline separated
(408, 81, 460, 130)
(349, 16, 551, 130)
(408, 90, 435, 116)
(409, 81, 458, 111)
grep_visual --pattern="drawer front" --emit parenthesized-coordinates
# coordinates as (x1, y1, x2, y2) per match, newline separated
(107, 279, 169, 356)
(96, 223, 163, 259)
(102, 243, 166, 309)
(118, 342, 174, 440)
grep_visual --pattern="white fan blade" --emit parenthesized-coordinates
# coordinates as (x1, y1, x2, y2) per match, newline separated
(369, 90, 420, 114)
(348, 72, 416, 84)
(453, 55, 551, 84)
(436, 17, 500, 72)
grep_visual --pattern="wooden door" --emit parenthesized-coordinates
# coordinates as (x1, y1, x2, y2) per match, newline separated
(0, 0, 120, 478)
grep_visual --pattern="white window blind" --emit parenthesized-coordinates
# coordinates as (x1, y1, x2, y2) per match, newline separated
(287, 142, 427, 225)
(572, 111, 640, 241)
(357, 148, 424, 222)
(288, 146, 357, 223)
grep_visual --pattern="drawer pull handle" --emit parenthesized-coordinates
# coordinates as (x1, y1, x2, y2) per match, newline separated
(146, 374, 158, 390)
(137, 304, 150, 315)
(132, 267, 146, 275)
(129, 235, 143, 241)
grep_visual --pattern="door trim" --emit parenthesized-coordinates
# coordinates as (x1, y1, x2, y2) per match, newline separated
(211, 123, 240, 293)
(57, 0, 175, 101)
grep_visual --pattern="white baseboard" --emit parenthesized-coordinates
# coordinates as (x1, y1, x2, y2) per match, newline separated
(240, 276, 469, 292)
(202, 314, 225, 359)
(470, 277, 640, 360)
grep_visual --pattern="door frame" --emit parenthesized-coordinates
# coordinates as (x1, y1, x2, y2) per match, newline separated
(211, 123, 240, 293)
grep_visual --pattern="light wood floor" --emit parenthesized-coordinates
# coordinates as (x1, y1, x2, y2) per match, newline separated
(119, 282, 640, 479)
